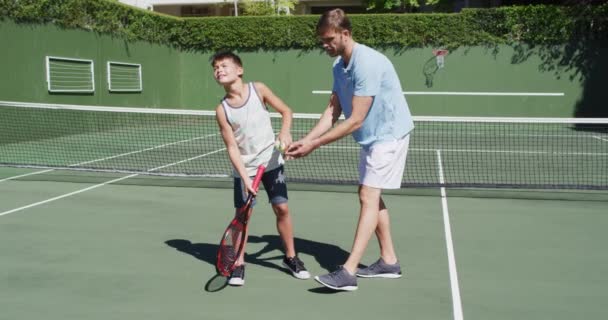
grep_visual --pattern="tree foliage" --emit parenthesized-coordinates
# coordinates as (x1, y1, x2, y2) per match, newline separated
(364, 0, 441, 12)
(241, 0, 298, 16)
(2, 0, 606, 51)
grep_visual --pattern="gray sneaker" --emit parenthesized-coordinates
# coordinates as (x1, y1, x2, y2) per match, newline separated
(314, 267, 358, 291)
(356, 258, 402, 278)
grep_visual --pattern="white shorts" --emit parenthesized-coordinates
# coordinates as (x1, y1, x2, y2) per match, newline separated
(358, 135, 410, 189)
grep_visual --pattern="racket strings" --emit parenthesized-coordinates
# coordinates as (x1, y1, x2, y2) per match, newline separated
(217, 222, 245, 276)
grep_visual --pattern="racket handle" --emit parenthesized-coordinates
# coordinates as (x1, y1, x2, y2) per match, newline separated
(251, 165, 265, 192)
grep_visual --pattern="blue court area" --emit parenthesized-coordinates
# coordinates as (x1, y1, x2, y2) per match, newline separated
(1, 166, 606, 320)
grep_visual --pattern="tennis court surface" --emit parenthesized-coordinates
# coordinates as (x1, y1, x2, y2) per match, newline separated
(1, 101, 607, 320)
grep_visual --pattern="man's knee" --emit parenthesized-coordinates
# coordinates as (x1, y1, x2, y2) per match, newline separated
(358, 185, 381, 206)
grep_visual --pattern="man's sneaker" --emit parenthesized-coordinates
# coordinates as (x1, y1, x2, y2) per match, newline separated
(356, 258, 402, 278)
(282, 256, 311, 280)
(228, 265, 245, 286)
(314, 267, 358, 291)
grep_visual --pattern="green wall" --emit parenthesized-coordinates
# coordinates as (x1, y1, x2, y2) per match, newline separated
(2, 19, 602, 117)
(0, 20, 182, 108)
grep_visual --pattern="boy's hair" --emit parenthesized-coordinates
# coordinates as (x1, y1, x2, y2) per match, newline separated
(210, 51, 243, 68)
(316, 8, 352, 35)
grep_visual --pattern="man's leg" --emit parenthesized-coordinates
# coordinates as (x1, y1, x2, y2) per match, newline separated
(313, 185, 379, 291)
(375, 197, 398, 264)
(342, 185, 382, 275)
(349, 136, 408, 279)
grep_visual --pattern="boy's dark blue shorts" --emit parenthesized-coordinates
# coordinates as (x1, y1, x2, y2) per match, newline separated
(233, 165, 288, 208)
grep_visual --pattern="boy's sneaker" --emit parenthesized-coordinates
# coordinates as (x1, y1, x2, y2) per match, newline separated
(314, 267, 358, 291)
(356, 258, 402, 278)
(228, 265, 245, 286)
(282, 256, 311, 279)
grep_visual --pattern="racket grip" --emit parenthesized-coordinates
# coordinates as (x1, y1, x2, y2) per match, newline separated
(251, 165, 265, 192)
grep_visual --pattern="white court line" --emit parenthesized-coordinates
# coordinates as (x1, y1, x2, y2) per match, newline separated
(312, 90, 564, 97)
(593, 135, 608, 142)
(0, 148, 226, 218)
(0, 134, 219, 183)
(436, 150, 464, 320)
(75, 134, 218, 166)
(0, 174, 137, 217)
(417, 132, 600, 139)
(0, 169, 54, 183)
(413, 148, 608, 156)
(318, 145, 608, 156)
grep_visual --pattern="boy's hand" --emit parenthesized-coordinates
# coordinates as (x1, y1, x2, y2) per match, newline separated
(243, 177, 257, 197)
(276, 133, 292, 156)
(277, 133, 292, 149)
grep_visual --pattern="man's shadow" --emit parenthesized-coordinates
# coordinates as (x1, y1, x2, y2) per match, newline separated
(165, 235, 353, 275)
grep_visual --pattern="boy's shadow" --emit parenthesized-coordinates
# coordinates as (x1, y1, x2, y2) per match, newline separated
(165, 235, 353, 275)
(164, 239, 217, 265)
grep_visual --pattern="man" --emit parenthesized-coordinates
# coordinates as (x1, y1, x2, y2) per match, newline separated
(285, 9, 414, 291)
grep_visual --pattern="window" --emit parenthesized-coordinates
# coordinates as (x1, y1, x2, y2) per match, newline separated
(45, 56, 95, 93)
(181, 5, 211, 17)
(107, 61, 142, 92)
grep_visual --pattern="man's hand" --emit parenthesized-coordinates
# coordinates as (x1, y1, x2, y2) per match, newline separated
(285, 139, 319, 159)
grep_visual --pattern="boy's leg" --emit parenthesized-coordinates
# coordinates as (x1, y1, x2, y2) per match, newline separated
(261, 166, 295, 257)
(272, 203, 296, 258)
(233, 175, 255, 266)
(274, 202, 310, 279)
(262, 166, 310, 279)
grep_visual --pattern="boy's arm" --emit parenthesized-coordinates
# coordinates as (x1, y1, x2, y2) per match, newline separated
(215, 104, 256, 195)
(254, 82, 293, 146)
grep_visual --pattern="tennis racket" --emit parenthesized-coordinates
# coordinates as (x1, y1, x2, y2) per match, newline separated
(216, 165, 265, 277)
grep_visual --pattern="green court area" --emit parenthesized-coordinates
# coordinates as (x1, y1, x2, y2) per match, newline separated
(1, 166, 607, 320)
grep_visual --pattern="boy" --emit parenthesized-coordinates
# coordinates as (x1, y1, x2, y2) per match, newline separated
(212, 51, 310, 286)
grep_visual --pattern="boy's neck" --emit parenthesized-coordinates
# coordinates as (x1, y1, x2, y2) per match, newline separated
(223, 79, 246, 99)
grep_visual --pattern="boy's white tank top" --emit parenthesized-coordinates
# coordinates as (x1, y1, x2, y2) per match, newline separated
(221, 82, 283, 177)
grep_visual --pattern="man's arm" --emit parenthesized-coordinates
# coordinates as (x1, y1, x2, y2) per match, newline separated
(286, 95, 372, 158)
(301, 93, 343, 142)
(284, 93, 341, 158)
(313, 95, 372, 147)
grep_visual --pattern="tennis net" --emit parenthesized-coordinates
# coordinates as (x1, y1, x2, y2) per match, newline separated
(1, 101, 607, 190)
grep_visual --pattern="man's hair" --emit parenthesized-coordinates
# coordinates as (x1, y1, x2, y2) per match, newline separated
(210, 51, 243, 67)
(316, 8, 352, 34)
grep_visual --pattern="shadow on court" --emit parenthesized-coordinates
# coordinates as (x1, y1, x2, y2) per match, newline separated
(166, 236, 359, 294)
(165, 235, 354, 274)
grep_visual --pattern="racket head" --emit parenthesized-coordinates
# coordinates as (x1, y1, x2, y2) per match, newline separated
(216, 215, 247, 276)
(215, 165, 265, 276)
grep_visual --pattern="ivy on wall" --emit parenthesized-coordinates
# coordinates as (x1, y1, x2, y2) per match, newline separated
(1, 0, 606, 51)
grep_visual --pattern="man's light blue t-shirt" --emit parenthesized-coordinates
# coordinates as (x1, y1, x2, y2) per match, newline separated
(332, 43, 414, 147)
